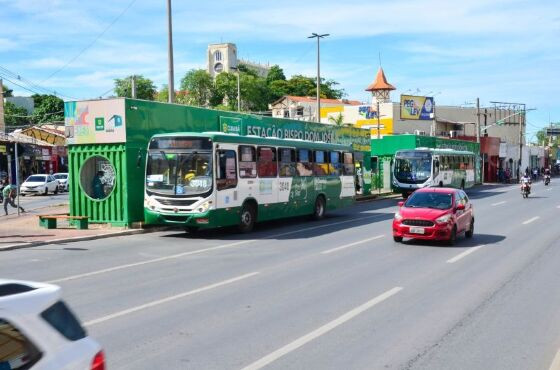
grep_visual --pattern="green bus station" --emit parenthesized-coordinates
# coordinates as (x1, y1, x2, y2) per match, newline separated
(64, 98, 372, 226)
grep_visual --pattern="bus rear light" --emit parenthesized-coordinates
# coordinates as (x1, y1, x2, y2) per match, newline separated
(196, 218, 209, 224)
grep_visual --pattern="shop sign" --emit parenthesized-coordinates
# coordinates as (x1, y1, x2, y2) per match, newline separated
(220, 117, 242, 135)
(0, 145, 6, 153)
(400, 95, 435, 120)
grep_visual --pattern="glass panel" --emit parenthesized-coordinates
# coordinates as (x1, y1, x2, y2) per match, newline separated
(257, 147, 277, 177)
(313, 151, 328, 176)
(343, 152, 354, 175)
(146, 151, 212, 196)
(330, 151, 341, 176)
(80, 156, 116, 200)
(279, 148, 296, 177)
(217, 150, 237, 190)
(239, 146, 257, 179)
(405, 191, 453, 210)
(394, 153, 432, 183)
(0, 318, 42, 369)
(41, 301, 86, 341)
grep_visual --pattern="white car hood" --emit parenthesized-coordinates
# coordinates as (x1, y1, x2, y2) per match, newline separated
(23, 181, 47, 186)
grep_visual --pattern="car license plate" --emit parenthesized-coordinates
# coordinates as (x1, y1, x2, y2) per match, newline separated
(409, 227, 425, 234)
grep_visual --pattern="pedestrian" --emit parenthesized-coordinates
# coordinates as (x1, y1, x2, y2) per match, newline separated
(92, 170, 105, 199)
(3, 183, 25, 215)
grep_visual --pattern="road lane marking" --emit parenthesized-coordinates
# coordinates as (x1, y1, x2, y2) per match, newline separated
(46, 213, 388, 283)
(549, 348, 560, 370)
(241, 287, 403, 370)
(491, 201, 506, 206)
(522, 216, 540, 225)
(446, 245, 485, 264)
(84, 272, 259, 327)
(321, 235, 385, 254)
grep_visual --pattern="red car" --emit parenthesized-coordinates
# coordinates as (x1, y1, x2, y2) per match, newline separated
(392, 187, 474, 245)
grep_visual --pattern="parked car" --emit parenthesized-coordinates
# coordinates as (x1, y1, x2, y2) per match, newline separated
(53, 173, 69, 192)
(392, 187, 474, 245)
(0, 279, 105, 369)
(20, 175, 59, 196)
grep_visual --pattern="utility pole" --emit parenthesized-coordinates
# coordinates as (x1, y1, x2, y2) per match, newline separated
(376, 101, 381, 139)
(131, 76, 137, 99)
(308, 33, 329, 122)
(15, 142, 20, 216)
(519, 105, 525, 179)
(166, 0, 175, 103)
(0, 79, 5, 134)
(476, 97, 480, 143)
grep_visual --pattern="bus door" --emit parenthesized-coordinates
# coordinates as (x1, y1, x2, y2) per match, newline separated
(216, 145, 239, 209)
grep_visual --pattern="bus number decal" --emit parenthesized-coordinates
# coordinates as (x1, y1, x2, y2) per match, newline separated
(279, 181, 290, 192)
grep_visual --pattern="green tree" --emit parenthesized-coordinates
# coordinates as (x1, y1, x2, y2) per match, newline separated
(536, 127, 560, 146)
(114, 75, 156, 100)
(179, 69, 214, 107)
(214, 72, 238, 110)
(31, 94, 64, 124)
(328, 113, 345, 126)
(266, 65, 286, 85)
(4, 101, 29, 126)
(268, 79, 290, 102)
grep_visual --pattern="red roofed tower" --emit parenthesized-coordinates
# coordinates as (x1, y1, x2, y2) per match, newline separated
(365, 67, 396, 104)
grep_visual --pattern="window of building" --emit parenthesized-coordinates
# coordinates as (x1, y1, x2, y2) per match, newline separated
(257, 147, 277, 177)
(79, 156, 116, 201)
(296, 106, 304, 117)
(313, 150, 328, 176)
(214, 50, 222, 62)
(296, 149, 313, 176)
(238, 146, 256, 178)
(283, 110, 290, 118)
(217, 150, 237, 190)
(342, 152, 354, 175)
(279, 148, 296, 177)
(0, 318, 42, 369)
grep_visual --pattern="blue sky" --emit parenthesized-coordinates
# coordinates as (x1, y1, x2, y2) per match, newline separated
(1, 0, 558, 140)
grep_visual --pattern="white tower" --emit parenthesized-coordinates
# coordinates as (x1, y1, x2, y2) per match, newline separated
(207, 43, 238, 78)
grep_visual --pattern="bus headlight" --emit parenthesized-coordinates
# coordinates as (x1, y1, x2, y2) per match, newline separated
(196, 201, 211, 213)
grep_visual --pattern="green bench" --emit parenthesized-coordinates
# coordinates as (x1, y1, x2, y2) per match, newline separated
(38, 215, 89, 230)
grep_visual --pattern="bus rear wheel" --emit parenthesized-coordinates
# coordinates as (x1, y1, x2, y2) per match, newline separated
(312, 196, 326, 220)
(238, 203, 256, 233)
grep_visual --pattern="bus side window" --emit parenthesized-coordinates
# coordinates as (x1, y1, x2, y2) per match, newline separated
(343, 152, 354, 175)
(296, 149, 313, 176)
(279, 148, 296, 177)
(313, 150, 327, 176)
(330, 151, 342, 176)
(238, 145, 256, 178)
(257, 146, 277, 178)
(217, 150, 238, 190)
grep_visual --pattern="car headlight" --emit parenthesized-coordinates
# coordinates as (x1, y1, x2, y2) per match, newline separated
(196, 200, 212, 213)
(435, 214, 452, 225)
(394, 211, 403, 221)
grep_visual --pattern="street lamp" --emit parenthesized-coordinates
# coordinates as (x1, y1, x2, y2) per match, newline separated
(308, 33, 329, 122)
(166, 0, 175, 103)
(230, 66, 241, 112)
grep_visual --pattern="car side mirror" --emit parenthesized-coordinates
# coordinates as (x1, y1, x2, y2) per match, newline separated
(397, 201, 404, 207)
(456, 203, 465, 211)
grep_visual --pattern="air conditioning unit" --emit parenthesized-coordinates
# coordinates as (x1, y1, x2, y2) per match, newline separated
(414, 130, 427, 136)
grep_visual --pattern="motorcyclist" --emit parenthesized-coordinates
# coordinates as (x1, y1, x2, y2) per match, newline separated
(520, 172, 532, 193)
(544, 167, 551, 184)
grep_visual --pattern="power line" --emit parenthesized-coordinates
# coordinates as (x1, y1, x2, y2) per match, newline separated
(41, 0, 139, 83)
(0, 66, 77, 100)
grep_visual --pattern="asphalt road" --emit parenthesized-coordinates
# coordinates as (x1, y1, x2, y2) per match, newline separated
(2, 182, 560, 370)
(15, 192, 69, 212)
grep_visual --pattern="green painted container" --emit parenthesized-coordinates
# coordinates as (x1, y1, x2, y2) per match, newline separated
(65, 98, 372, 226)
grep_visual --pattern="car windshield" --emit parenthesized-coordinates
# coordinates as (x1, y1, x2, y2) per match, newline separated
(405, 192, 453, 210)
(146, 151, 213, 196)
(394, 153, 432, 183)
(54, 174, 67, 179)
(26, 175, 46, 182)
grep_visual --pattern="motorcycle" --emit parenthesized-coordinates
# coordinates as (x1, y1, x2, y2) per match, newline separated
(521, 182, 531, 198)
(544, 174, 550, 186)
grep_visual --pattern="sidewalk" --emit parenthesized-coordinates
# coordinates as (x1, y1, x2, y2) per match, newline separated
(0, 204, 149, 251)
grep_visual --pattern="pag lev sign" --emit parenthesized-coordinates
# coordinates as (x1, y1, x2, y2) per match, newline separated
(400, 95, 435, 120)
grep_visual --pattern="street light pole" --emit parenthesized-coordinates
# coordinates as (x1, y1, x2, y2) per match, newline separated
(308, 33, 329, 122)
(166, 0, 175, 103)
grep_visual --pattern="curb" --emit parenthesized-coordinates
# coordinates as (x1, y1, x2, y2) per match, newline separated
(0, 226, 171, 252)
(356, 193, 401, 202)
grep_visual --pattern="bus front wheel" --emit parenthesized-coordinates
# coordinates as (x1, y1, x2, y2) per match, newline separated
(238, 203, 256, 233)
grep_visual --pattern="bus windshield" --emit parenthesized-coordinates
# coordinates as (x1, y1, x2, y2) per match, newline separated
(146, 150, 212, 196)
(394, 152, 432, 184)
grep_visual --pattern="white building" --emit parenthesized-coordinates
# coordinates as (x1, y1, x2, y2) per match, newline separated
(269, 96, 362, 122)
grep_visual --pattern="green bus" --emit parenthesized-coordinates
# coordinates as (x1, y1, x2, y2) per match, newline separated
(393, 148, 476, 197)
(144, 132, 356, 232)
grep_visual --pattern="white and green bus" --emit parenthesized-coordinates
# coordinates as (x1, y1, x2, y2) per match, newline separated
(144, 132, 356, 232)
(392, 148, 476, 197)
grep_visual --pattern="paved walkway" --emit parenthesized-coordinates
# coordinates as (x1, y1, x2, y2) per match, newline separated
(0, 204, 140, 250)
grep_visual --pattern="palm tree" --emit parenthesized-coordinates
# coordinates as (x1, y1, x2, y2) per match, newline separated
(328, 113, 345, 126)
